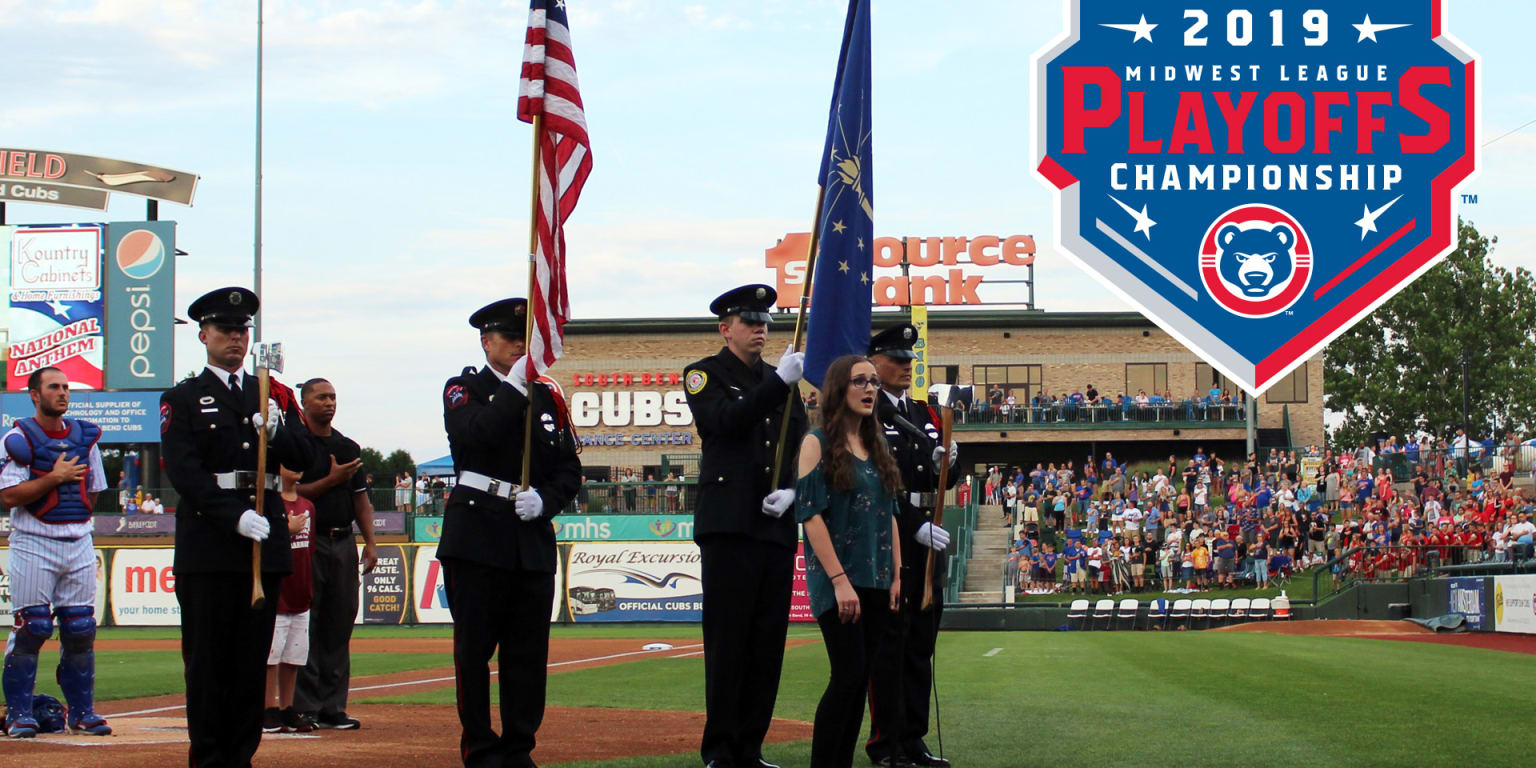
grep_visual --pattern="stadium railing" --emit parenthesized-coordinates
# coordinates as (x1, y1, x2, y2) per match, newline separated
(949, 399, 1247, 427)
(1311, 544, 1491, 602)
(943, 479, 981, 605)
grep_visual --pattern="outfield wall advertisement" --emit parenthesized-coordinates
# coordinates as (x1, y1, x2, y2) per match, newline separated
(0, 546, 107, 618)
(1448, 577, 1487, 631)
(1493, 574, 1536, 634)
(564, 542, 701, 622)
(413, 514, 694, 543)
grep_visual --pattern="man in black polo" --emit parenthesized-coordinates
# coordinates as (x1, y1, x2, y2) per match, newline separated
(294, 377, 377, 730)
(685, 284, 808, 768)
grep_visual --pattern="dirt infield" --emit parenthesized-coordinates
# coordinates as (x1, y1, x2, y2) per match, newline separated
(1216, 619, 1536, 655)
(2, 636, 819, 766)
(1215, 619, 1432, 637)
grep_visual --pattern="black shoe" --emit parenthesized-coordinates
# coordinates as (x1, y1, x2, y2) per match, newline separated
(910, 752, 952, 767)
(756, 759, 781, 768)
(262, 707, 283, 734)
(317, 711, 360, 730)
(874, 757, 917, 768)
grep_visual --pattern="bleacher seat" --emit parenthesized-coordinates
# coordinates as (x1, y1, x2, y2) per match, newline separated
(1116, 598, 1139, 630)
(1068, 599, 1090, 630)
(1209, 598, 1230, 628)
(1190, 598, 1211, 629)
(1145, 598, 1169, 630)
(1092, 599, 1115, 630)
(1230, 597, 1251, 624)
(1249, 597, 1270, 621)
(1169, 598, 1192, 630)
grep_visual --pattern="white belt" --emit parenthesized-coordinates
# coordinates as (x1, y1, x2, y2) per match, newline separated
(215, 471, 279, 491)
(458, 471, 519, 500)
(909, 491, 937, 508)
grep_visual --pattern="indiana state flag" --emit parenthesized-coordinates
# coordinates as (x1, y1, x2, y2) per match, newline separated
(803, 0, 872, 389)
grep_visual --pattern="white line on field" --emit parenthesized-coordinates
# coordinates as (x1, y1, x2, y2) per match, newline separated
(105, 642, 707, 718)
(983, 647, 1003, 657)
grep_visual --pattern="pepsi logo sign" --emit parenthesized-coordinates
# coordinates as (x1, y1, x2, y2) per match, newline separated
(115, 229, 166, 279)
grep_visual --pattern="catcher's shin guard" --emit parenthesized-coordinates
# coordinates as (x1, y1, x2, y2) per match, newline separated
(54, 605, 104, 729)
(3, 605, 53, 723)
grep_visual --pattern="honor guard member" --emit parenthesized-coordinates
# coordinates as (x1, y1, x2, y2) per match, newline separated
(1, 367, 111, 738)
(686, 284, 809, 768)
(865, 324, 956, 768)
(161, 287, 314, 768)
(439, 298, 582, 768)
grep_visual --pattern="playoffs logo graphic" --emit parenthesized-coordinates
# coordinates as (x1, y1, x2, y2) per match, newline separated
(1034, 1, 1477, 392)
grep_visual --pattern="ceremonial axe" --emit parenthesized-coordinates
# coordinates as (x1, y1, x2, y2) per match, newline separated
(251, 342, 283, 608)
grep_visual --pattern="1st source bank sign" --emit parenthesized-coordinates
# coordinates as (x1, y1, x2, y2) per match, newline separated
(1034, 1, 1476, 393)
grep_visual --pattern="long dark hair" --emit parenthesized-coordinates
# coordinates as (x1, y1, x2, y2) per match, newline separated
(818, 355, 902, 495)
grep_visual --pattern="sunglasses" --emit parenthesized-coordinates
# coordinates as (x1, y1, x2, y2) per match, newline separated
(848, 376, 881, 390)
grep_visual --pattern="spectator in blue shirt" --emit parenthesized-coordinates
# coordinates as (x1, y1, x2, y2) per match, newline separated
(1062, 541, 1085, 594)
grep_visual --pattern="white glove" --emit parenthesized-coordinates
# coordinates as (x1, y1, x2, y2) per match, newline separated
(507, 359, 529, 396)
(774, 346, 805, 386)
(250, 399, 282, 439)
(762, 488, 796, 518)
(515, 488, 544, 521)
(916, 522, 951, 552)
(932, 440, 959, 467)
(237, 509, 270, 541)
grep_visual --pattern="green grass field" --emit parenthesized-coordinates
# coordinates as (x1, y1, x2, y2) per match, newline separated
(61, 625, 1532, 766)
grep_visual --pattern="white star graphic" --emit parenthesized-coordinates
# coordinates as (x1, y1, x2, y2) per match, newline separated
(838, 260, 850, 274)
(1354, 195, 1402, 240)
(46, 299, 71, 318)
(1353, 15, 1409, 43)
(1108, 195, 1157, 239)
(856, 237, 864, 251)
(860, 272, 870, 286)
(1101, 14, 1157, 43)
(831, 220, 846, 235)
(555, 0, 566, 9)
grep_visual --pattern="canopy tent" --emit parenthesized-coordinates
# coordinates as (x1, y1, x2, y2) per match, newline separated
(417, 455, 456, 477)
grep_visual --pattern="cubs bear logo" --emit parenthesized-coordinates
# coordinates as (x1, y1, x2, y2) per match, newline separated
(444, 384, 467, 410)
(1198, 204, 1313, 318)
(1034, 1, 1477, 393)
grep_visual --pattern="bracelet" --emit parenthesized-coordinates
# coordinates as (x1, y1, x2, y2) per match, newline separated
(828, 571, 846, 582)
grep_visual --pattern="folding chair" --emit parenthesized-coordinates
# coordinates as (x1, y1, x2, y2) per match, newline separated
(1209, 598, 1230, 628)
(1116, 598, 1139, 631)
(1249, 597, 1270, 621)
(1169, 598, 1192, 630)
(1229, 597, 1251, 625)
(1092, 599, 1115, 630)
(1144, 598, 1169, 630)
(1190, 598, 1211, 630)
(1067, 599, 1090, 630)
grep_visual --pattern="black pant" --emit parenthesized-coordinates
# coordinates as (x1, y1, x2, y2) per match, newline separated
(296, 534, 359, 716)
(700, 537, 794, 767)
(867, 599, 942, 761)
(813, 587, 899, 768)
(177, 571, 282, 768)
(444, 559, 555, 768)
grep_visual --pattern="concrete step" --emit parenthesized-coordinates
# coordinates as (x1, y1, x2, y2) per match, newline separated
(957, 590, 1003, 603)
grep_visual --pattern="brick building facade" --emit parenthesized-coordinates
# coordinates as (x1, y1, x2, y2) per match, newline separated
(558, 310, 1324, 479)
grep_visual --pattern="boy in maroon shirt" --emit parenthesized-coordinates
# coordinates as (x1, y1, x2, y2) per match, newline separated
(264, 465, 315, 733)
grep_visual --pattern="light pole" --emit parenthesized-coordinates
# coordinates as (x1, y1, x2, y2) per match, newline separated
(253, 0, 264, 343)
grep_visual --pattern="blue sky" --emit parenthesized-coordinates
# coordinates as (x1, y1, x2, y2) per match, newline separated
(2, 0, 1532, 462)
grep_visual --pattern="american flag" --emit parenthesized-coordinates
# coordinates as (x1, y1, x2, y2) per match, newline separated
(518, 0, 592, 379)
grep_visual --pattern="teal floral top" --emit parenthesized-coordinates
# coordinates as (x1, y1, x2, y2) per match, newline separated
(795, 429, 898, 619)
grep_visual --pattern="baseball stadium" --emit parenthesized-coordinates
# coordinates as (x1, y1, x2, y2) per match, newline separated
(4, 0, 1535, 767)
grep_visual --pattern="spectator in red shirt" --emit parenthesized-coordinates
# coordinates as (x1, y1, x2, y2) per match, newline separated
(265, 465, 315, 733)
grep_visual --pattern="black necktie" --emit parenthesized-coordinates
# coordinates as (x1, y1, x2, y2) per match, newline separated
(229, 373, 241, 398)
(898, 398, 910, 420)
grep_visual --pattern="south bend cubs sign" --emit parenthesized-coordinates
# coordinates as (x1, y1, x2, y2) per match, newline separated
(1034, 1, 1477, 393)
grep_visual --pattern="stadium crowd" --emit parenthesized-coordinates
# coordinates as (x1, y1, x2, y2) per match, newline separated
(993, 437, 1535, 596)
(959, 383, 1250, 425)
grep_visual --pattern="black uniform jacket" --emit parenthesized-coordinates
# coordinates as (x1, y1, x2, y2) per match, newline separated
(438, 365, 582, 573)
(161, 369, 315, 576)
(684, 347, 808, 552)
(876, 393, 959, 593)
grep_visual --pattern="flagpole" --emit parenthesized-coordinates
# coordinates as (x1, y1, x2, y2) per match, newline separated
(521, 115, 544, 489)
(770, 184, 829, 484)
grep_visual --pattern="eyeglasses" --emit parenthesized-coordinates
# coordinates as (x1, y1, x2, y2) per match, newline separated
(848, 376, 881, 390)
